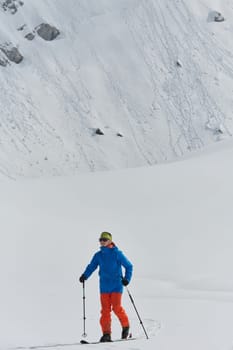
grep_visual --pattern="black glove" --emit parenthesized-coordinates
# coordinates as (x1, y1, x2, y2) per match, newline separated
(79, 274, 86, 283)
(122, 277, 129, 286)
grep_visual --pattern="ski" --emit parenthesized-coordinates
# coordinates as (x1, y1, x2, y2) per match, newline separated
(80, 337, 137, 345)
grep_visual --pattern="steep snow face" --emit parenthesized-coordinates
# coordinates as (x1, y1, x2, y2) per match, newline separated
(0, 0, 233, 178)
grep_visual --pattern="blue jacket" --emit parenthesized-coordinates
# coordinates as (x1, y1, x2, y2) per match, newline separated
(83, 245, 133, 293)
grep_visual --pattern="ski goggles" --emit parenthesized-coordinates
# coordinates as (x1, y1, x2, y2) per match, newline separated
(99, 238, 109, 242)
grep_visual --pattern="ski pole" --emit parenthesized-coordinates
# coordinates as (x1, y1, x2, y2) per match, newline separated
(126, 287, 149, 339)
(82, 281, 87, 337)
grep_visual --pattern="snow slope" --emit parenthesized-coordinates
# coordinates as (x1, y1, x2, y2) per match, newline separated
(1, 139, 233, 350)
(1, 0, 233, 178)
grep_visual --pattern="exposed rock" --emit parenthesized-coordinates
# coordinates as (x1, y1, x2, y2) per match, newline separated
(116, 132, 123, 137)
(1, 0, 23, 14)
(214, 13, 225, 22)
(176, 60, 182, 68)
(0, 59, 7, 67)
(17, 24, 26, 31)
(213, 126, 224, 135)
(16, 23, 35, 40)
(207, 11, 225, 23)
(205, 118, 225, 138)
(36, 23, 60, 41)
(0, 44, 23, 64)
(95, 128, 104, 135)
(0, 55, 8, 67)
(25, 33, 35, 41)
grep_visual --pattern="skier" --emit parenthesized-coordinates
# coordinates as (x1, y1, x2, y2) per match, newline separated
(79, 231, 133, 342)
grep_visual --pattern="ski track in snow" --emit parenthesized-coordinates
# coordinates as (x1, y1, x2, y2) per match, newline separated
(126, 0, 230, 157)
(0, 0, 233, 178)
(7, 320, 160, 350)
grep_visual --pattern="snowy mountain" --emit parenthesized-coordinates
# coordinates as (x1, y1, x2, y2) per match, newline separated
(1, 0, 233, 178)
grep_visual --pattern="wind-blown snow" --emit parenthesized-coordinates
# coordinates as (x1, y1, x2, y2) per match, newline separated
(1, 140, 233, 350)
(0, 0, 233, 178)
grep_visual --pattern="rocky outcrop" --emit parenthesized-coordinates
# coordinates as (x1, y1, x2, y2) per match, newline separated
(17, 23, 60, 41)
(0, 21, 60, 69)
(24, 32, 35, 41)
(0, 51, 8, 66)
(214, 12, 225, 22)
(17, 24, 35, 41)
(36, 23, 60, 41)
(0, 43, 23, 64)
(95, 128, 105, 135)
(207, 11, 225, 23)
(1, 0, 23, 14)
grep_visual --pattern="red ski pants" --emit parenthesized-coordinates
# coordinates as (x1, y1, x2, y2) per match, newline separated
(100, 292, 129, 334)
